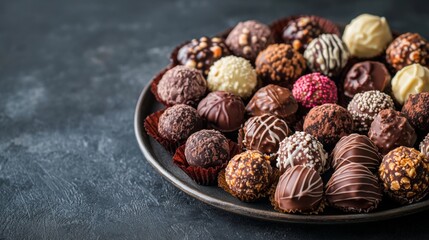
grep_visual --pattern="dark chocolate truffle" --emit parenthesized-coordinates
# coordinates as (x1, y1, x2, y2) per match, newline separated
(197, 91, 245, 132)
(177, 36, 230, 75)
(282, 16, 324, 53)
(158, 104, 202, 142)
(401, 92, 429, 133)
(157, 65, 207, 106)
(303, 104, 354, 149)
(379, 146, 429, 204)
(185, 130, 230, 168)
(326, 163, 382, 213)
(344, 61, 391, 98)
(368, 109, 417, 155)
(225, 20, 274, 62)
(420, 133, 429, 157)
(386, 33, 429, 71)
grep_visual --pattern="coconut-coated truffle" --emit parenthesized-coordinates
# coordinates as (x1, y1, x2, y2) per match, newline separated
(158, 104, 203, 141)
(386, 32, 429, 71)
(282, 16, 325, 53)
(401, 92, 429, 133)
(292, 73, 338, 109)
(391, 64, 429, 105)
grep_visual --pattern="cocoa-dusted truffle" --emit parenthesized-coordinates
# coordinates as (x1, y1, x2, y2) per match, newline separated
(158, 104, 202, 141)
(282, 17, 325, 53)
(292, 73, 338, 109)
(379, 146, 429, 204)
(368, 109, 417, 155)
(225, 20, 274, 62)
(326, 163, 382, 213)
(344, 61, 391, 98)
(177, 36, 230, 75)
(401, 92, 429, 133)
(157, 65, 207, 106)
(386, 33, 429, 71)
(303, 104, 354, 149)
(347, 90, 395, 133)
(197, 91, 245, 132)
(255, 44, 306, 87)
(420, 133, 429, 157)
(185, 130, 230, 168)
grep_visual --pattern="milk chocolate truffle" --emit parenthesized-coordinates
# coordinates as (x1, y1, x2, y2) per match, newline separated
(197, 91, 245, 132)
(344, 61, 391, 98)
(331, 134, 382, 172)
(185, 130, 230, 168)
(274, 165, 324, 214)
(158, 104, 202, 141)
(326, 163, 382, 213)
(225, 20, 274, 62)
(304, 34, 349, 77)
(276, 131, 329, 174)
(368, 109, 417, 155)
(282, 17, 324, 53)
(225, 150, 273, 202)
(420, 133, 429, 157)
(303, 104, 354, 148)
(241, 114, 291, 156)
(342, 14, 392, 58)
(401, 92, 429, 132)
(391, 64, 429, 105)
(177, 36, 230, 75)
(157, 65, 207, 106)
(292, 73, 338, 108)
(207, 56, 257, 98)
(347, 90, 395, 132)
(386, 33, 429, 71)
(379, 146, 429, 204)
(255, 44, 306, 86)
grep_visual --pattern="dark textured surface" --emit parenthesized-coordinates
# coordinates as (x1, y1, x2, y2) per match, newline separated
(1, 0, 429, 239)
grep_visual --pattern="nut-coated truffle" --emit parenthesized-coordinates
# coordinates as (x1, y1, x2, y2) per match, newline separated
(391, 64, 429, 105)
(292, 73, 338, 108)
(282, 17, 324, 53)
(386, 32, 429, 71)
(401, 92, 429, 133)
(158, 104, 202, 141)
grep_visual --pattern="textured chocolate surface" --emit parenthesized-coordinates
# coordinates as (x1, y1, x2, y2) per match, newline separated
(386, 33, 429, 71)
(401, 92, 429, 133)
(158, 104, 202, 141)
(282, 17, 324, 53)
(420, 133, 429, 157)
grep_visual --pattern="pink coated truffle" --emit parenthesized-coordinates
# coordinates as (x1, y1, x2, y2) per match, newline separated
(292, 73, 338, 108)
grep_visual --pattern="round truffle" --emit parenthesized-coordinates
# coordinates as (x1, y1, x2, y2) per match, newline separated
(177, 36, 230, 75)
(344, 61, 391, 98)
(207, 56, 257, 98)
(197, 91, 245, 132)
(292, 73, 338, 108)
(185, 130, 230, 168)
(304, 34, 349, 77)
(282, 16, 325, 53)
(255, 44, 306, 87)
(274, 165, 324, 214)
(225, 20, 274, 62)
(347, 90, 395, 133)
(158, 104, 202, 142)
(157, 65, 207, 106)
(401, 92, 429, 133)
(391, 64, 429, 105)
(326, 163, 382, 213)
(379, 146, 429, 204)
(303, 104, 354, 148)
(342, 14, 393, 58)
(420, 133, 429, 157)
(368, 109, 417, 155)
(386, 32, 429, 71)
(225, 150, 273, 202)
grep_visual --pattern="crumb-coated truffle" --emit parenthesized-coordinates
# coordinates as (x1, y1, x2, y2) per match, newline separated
(386, 33, 429, 71)
(401, 92, 429, 133)
(368, 109, 417, 155)
(158, 104, 202, 141)
(225, 20, 274, 62)
(292, 73, 338, 108)
(379, 146, 429, 204)
(420, 133, 429, 157)
(391, 64, 429, 105)
(282, 17, 325, 53)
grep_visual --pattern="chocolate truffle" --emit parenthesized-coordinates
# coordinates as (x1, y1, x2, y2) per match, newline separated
(197, 91, 245, 132)
(185, 130, 230, 168)
(177, 36, 230, 75)
(225, 150, 273, 202)
(157, 65, 207, 106)
(255, 44, 306, 86)
(368, 109, 417, 155)
(207, 56, 257, 98)
(326, 163, 382, 213)
(241, 114, 291, 156)
(304, 34, 349, 77)
(331, 134, 382, 172)
(276, 131, 329, 174)
(420, 133, 429, 157)
(303, 104, 354, 148)
(379, 146, 429, 204)
(245, 84, 298, 120)
(347, 90, 395, 132)
(292, 73, 338, 108)
(401, 92, 429, 132)
(343, 61, 391, 98)
(282, 17, 325, 53)
(391, 64, 429, 104)
(225, 20, 274, 62)
(158, 104, 202, 141)
(342, 14, 392, 58)
(274, 165, 324, 213)
(386, 32, 429, 71)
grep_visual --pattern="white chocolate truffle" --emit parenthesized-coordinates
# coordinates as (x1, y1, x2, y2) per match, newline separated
(392, 64, 429, 104)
